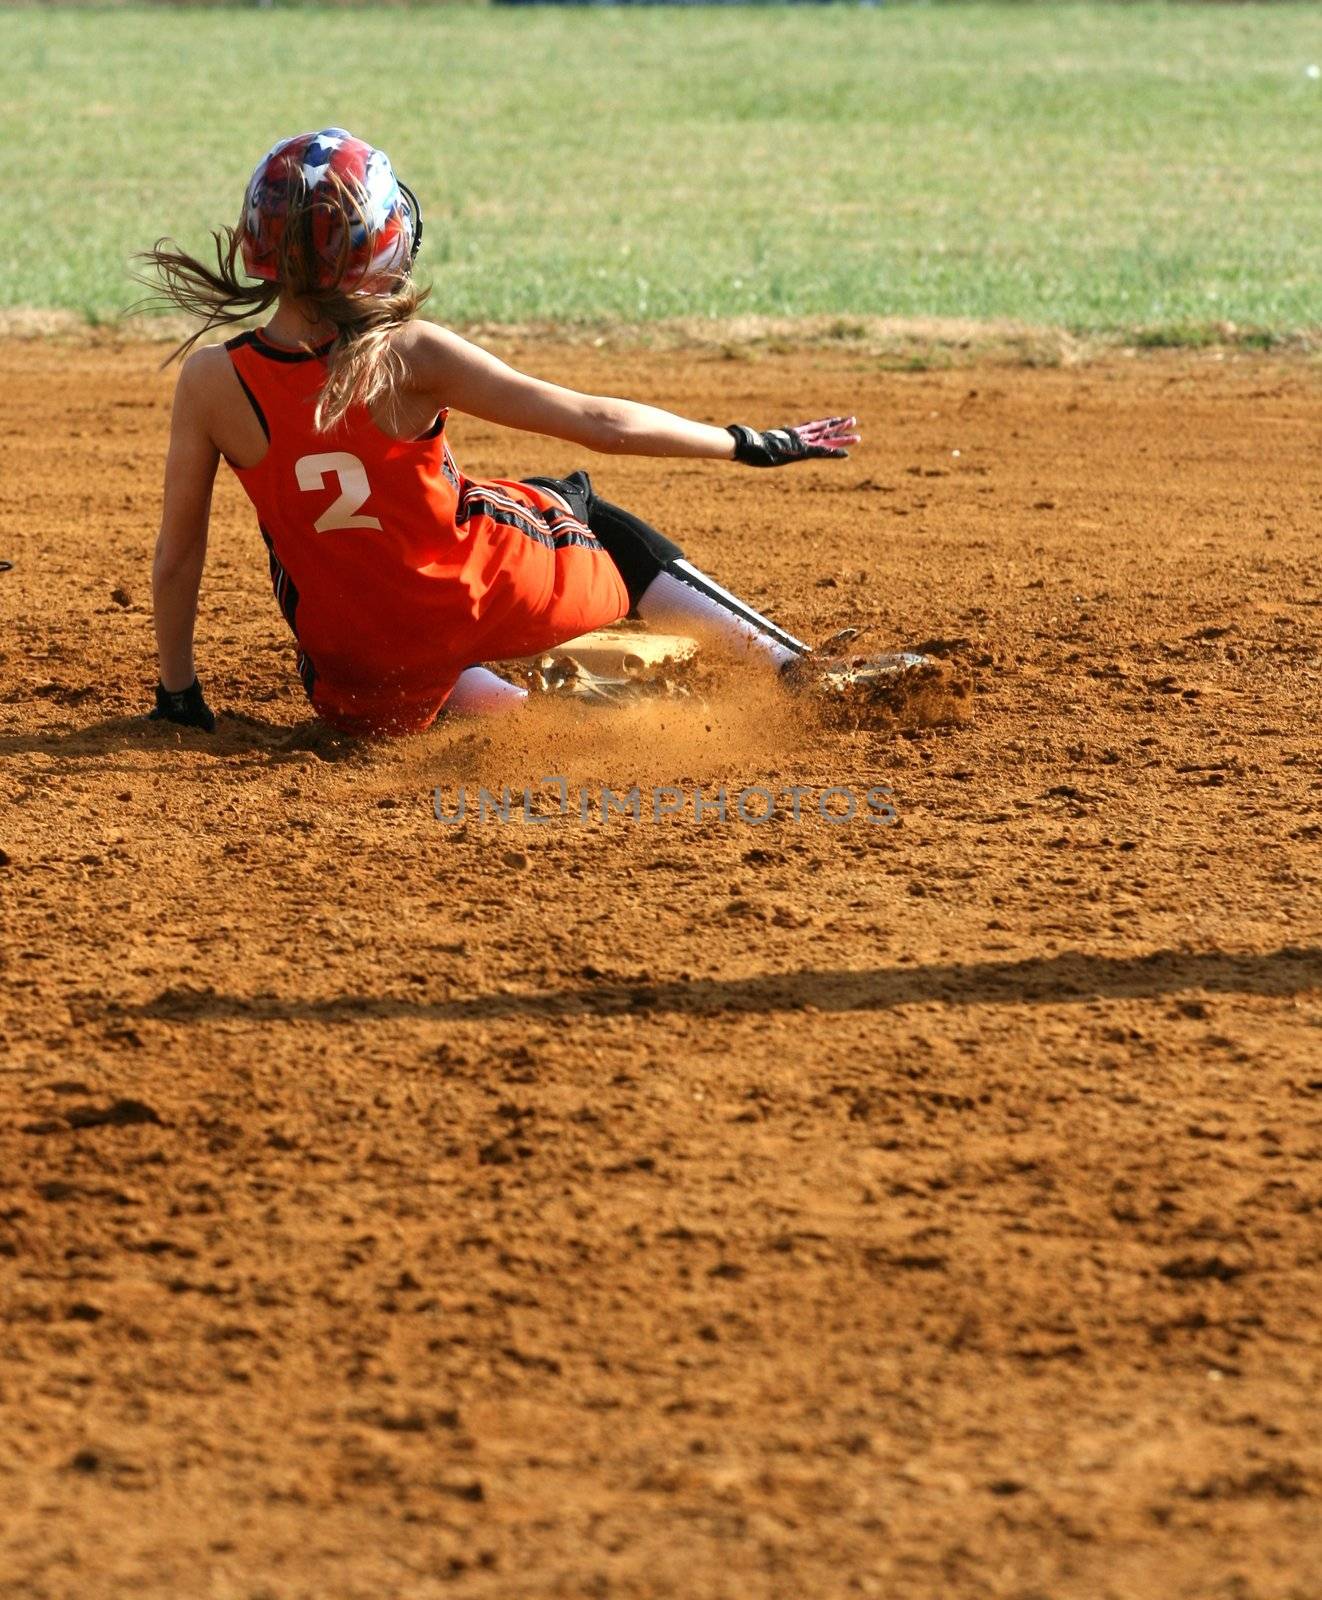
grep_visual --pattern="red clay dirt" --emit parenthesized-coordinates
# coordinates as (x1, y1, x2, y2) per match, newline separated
(1, 337, 1320, 1600)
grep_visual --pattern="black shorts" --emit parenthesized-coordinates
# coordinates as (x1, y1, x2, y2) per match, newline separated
(522, 469, 597, 527)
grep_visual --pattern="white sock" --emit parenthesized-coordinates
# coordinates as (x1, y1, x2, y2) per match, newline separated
(635, 561, 808, 671)
(445, 666, 528, 717)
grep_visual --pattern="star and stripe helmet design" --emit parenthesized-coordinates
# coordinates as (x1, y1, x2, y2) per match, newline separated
(239, 128, 422, 292)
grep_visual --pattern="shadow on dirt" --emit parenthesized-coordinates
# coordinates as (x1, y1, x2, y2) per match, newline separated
(0, 714, 365, 763)
(132, 945, 1322, 1026)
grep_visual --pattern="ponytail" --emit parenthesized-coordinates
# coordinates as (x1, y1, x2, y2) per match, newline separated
(303, 275, 427, 433)
(136, 227, 279, 356)
(135, 168, 427, 432)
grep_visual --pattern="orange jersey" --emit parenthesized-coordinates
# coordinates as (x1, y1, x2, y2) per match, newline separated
(224, 329, 628, 735)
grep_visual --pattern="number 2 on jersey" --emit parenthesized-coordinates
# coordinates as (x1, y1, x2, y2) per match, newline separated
(295, 452, 383, 532)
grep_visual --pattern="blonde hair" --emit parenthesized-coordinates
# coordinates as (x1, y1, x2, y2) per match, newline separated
(137, 168, 428, 431)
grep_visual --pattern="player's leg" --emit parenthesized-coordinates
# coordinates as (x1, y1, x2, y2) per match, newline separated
(446, 665, 528, 715)
(580, 489, 810, 670)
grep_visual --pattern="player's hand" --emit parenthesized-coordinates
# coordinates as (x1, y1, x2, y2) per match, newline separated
(726, 416, 859, 467)
(148, 677, 215, 732)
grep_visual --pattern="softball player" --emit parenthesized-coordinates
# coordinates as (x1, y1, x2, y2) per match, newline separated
(145, 129, 860, 736)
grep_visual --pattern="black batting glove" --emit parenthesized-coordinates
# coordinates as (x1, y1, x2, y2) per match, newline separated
(149, 677, 215, 732)
(727, 415, 860, 468)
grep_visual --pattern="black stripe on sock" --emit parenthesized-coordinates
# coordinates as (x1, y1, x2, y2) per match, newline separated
(667, 559, 809, 655)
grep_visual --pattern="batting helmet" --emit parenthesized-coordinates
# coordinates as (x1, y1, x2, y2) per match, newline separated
(239, 128, 422, 292)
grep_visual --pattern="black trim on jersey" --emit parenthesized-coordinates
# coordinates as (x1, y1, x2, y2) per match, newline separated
(258, 523, 317, 697)
(259, 522, 301, 634)
(456, 490, 604, 554)
(296, 649, 317, 701)
(231, 366, 270, 442)
(235, 328, 335, 364)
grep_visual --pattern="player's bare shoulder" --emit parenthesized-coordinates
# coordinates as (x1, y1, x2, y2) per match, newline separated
(390, 319, 524, 421)
(171, 342, 265, 466)
(179, 341, 231, 385)
(391, 317, 469, 378)
(173, 342, 234, 415)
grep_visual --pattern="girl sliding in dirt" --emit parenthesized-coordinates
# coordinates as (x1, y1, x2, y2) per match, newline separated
(142, 128, 875, 737)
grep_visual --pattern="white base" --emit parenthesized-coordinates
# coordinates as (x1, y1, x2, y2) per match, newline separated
(528, 627, 699, 675)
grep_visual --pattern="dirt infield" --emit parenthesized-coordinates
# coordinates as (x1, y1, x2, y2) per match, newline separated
(1, 338, 1320, 1600)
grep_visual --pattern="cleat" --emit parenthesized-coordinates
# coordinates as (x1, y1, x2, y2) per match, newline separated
(781, 633, 973, 729)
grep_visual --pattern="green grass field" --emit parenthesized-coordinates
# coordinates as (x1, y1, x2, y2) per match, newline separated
(3, 3, 1320, 337)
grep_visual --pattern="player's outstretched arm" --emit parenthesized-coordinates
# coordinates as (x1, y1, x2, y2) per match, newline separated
(402, 324, 859, 463)
(150, 352, 220, 731)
